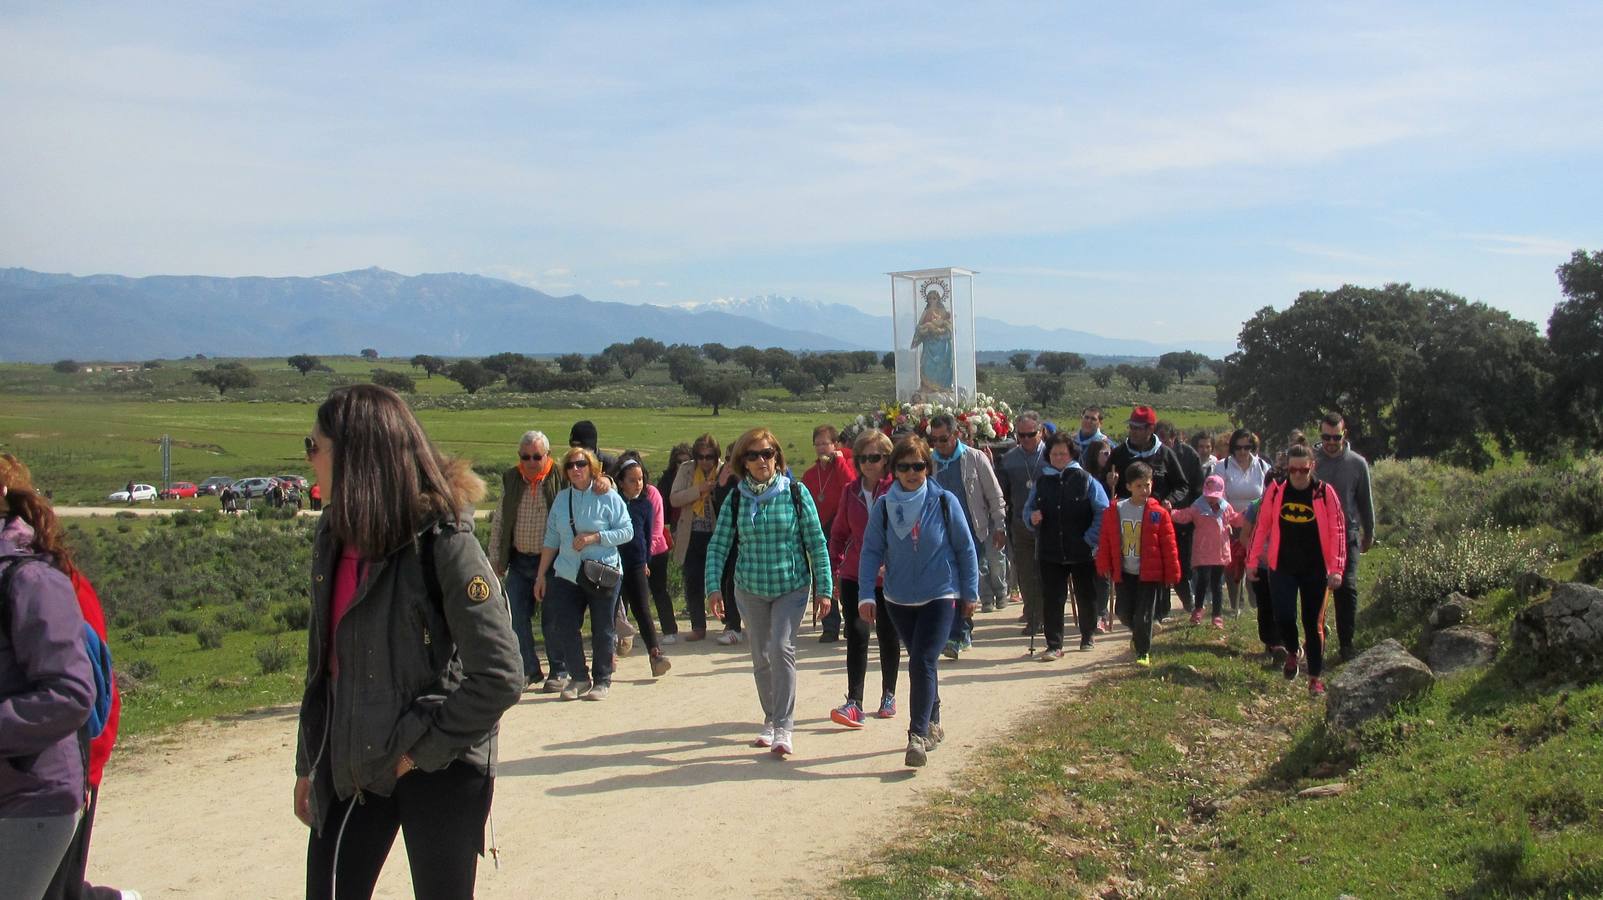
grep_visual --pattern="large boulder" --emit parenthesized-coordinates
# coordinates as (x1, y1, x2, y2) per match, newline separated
(1429, 594, 1471, 629)
(1513, 570, 1557, 602)
(1326, 639, 1435, 734)
(1510, 582, 1603, 679)
(1426, 626, 1499, 675)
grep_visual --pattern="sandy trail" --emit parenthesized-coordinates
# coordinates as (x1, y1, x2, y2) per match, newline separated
(90, 610, 1126, 898)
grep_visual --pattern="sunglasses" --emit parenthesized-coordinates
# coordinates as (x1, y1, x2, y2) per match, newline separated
(744, 448, 777, 462)
(519, 452, 545, 462)
(695, 453, 719, 461)
(303, 436, 320, 458)
(1017, 430, 1039, 439)
(858, 453, 886, 464)
(929, 433, 953, 444)
(1287, 465, 1312, 475)
(1232, 444, 1254, 451)
(1319, 433, 1344, 442)
(895, 461, 928, 473)
(565, 460, 591, 471)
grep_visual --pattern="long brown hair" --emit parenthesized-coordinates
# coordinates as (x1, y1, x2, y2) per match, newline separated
(316, 385, 484, 558)
(0, 453, 74, 575)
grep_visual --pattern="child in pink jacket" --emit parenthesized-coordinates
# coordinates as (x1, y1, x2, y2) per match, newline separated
(1169, 474, 1246, 628)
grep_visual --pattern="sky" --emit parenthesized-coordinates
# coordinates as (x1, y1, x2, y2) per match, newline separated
(3, 1, 1601, 345)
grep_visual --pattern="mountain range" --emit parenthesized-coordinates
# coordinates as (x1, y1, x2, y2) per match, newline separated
(0, 267, 1233, 362)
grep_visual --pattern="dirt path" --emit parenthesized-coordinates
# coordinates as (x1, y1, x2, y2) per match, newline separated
(89, 610, 1127, 898)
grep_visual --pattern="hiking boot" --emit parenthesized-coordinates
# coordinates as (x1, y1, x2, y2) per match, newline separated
(1039, 648, 1062, 661)
(1212, 616, 1225, 629)
(818, 630, 839, 643)
(980, 600, 995, 613)
(904, 734, 930, 768)
(876, 692, 897, 719)
(560, 679, 591, 701)
(685, 628, 707, 642)
(830, 698, 866, 729)
(660, 633, 677, 645)
(716, 629, 742, 646)
(649, 654, 672, 677)
(1339, 644, 1355, 664)
(928, 721, 945, 748)
(541, 674, 570, 694)
(616, 635, 634, 657)
(1308, 677, 1326, 697)
(1080, 637, 1095, 651)
(943, 640, 960, 660)
(583, 683, 610, 701)
(1190, 607, 1204, 625)
(1283, 650, 1300, 681)
(1135, 654, 1152, 667)
(770, 728, 793, 757)
(754, 725, 775, 748)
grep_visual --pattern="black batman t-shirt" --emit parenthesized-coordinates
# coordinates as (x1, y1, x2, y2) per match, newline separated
(1276, 483, 1324, 577)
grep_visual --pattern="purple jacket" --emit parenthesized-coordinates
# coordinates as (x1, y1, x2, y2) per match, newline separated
(1, 516, 93, 817)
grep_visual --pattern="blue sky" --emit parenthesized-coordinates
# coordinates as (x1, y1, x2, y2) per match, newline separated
(3, 1, 1600, 345)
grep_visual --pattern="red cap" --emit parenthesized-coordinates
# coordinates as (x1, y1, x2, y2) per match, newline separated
(1128, 406, 1157, 427)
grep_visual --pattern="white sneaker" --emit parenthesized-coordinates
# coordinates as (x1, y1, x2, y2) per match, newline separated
(754, 725, 775, 747)
(121, 891, 144, 900)
(770, 728, 793, 757)
(716, 629, 741, 646)
(660, 633, 678, 645)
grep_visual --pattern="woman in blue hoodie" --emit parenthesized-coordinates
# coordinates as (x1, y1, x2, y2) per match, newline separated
(858, 435, 980, 768)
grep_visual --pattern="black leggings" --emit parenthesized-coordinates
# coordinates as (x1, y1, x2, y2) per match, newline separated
(840, 579, 902, 703)
(619, 564, 660, 652)
(682, 531, 713, 632)
(648, 550, 675, 635)
(1039, 559, 1099, 648)
(306, 761, 493, 900)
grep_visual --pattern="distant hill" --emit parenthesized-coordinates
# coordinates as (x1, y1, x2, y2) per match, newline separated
(672, 295, 1235, 358)
(0, 268, 875, 362)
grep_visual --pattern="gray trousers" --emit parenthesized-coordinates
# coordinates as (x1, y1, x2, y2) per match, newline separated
(1010, 524, 1043, 630)
(0, 811, 79, 900)
(734, 585, 809, 731)
(980, 540, 1010, 607)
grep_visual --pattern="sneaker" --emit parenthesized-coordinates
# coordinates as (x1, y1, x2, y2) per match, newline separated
(818, 630, 839, 643)
(583, 683, 610, 701)
(1039, 648, 1062, 661)
(1080, 637, 1094, 651)
(685, 628, 707, 642)
(980, 600, 995, 613)
(1212, 616, 1225, 630)
(771, 728, 793, 757)
(616, 635, 634, 657)
(1269, 644, 1289, 664)
(830, 698, 866, 729)
(560, 679, 591, 701)
(716, 629, 741, 646)
(754, 725, 775, 748)
(1283, 650, 1300, 681)
(1190, 607, 1204, 625)
(876, 692, 897, 719)
(943, 640, 960, 660)
(1308, 677, 1326, 697)
(1135, 654, 1152, 667)
(959, 633, 973, 652)
(121, 893, 144, 900)
(1096, 619, 1109, 634)
(904, 734, 930, 768)
(928, 721, 945, 747)
(660, 633, 678, 645)
(541, 674, 570, 694)
(649, 654, 672, 677)
(1340, 645, 1355, 664)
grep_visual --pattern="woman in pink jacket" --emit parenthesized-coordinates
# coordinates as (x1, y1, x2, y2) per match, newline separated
(826, 430, 902, 728)
(1246, 445, 1347, 696)
(1169, 474, 1246, 629)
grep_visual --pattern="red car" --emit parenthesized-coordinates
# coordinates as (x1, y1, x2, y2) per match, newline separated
(160, 481, 199, 499)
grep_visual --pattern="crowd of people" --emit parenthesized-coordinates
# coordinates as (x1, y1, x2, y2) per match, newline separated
(1, 385, 1377, 900)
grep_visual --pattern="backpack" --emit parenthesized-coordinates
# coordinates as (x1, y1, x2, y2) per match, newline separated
(724, 482, 812, 569)
(879, 489, 957, 548)
(1, 557, 115, 738)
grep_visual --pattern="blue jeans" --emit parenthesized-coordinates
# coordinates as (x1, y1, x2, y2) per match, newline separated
(886, 598, 956, 739)
(546, 574, 617, 686)
(505, 551, 554, 681)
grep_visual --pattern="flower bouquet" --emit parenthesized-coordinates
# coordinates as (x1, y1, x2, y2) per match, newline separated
(839, 393, 1015, 449)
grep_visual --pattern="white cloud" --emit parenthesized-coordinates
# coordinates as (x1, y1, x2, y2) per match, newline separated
(610, 278, 641, 288)
(1457, 233, 1588, 258)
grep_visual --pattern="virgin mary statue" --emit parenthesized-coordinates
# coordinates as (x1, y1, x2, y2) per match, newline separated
(910, 281, 954, 396)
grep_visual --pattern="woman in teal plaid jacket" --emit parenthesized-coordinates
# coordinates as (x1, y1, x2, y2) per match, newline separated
(706, 427, 833, 759)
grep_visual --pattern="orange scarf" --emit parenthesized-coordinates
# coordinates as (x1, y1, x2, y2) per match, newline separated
(520, 456, 553, 495)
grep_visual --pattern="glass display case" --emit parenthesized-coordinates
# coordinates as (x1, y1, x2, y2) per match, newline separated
(888, 267, 977, 405)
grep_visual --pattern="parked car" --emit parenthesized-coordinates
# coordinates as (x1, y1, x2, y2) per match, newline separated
(107, 483, 158, 503)
(160, 481, 199, 499)
(231, 477, 277, 499)
(197, 476, 235, 496)
(272, 474, 310, 492)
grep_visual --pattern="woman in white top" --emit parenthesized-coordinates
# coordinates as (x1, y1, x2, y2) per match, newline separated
(1213, 428, 1271, 613)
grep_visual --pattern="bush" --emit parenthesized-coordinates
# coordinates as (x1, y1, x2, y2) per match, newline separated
(1374, 525, 1551, 613)
(123, 658, 159, 681)
(1554, 458, 1603, 535)
(53, 359, 80, 374)
(166, 613, 199, 634)
(255, 638, 293, 675)
(276, 599, 312, 631)
(216, 606, 261, 631)
(133, 617, 170, 637)
(172, 509, 212, 528)
(196, 626, 225, 649)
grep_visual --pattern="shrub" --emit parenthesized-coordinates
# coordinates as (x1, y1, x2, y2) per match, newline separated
(172, 509, 212, 528)
(123, 658, 159, 681)
(166, 613, 199, 634)
(133, 617, 170, 637)
(1554, 458, 1603, 535)
(216, 606, 261, 631)
(255, 638, 293, 675)
(276, 599, 312, 631)
(1374, 525, 1551, 613)
(53, 359, 80, 374)
(196, 626, 225, 649)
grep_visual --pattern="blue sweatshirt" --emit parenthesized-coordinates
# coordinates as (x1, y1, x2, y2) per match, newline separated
(857, 480, 980, 607)
(619, 491, 652, 571)
(543, 487, 632, 583)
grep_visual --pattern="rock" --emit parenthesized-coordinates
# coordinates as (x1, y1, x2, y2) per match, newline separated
(1579, 548, 1603, 586)
(1511, 582, 1603, 679)
(1429, 594, 1471, 629)
(1325, 639, 1435, 734)
(1427, 626, 1499, 674)
(1297, 782, 1348, 799)
(1513, 570, 1556, 602)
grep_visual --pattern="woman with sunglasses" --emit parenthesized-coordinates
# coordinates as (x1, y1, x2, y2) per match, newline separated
(1245, 444, 1347, 696)
(826, 429, 902, 728)
(295, 385, 522, 900)
(1215, 429, 1272, 616)
(858, 436, 980, 768)
(534, 448, 633, 701)
(705, 428, 832, 757)
(669, 434, 722, 641)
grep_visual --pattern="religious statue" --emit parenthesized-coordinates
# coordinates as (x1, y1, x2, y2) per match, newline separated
(910, 278, 954, 397)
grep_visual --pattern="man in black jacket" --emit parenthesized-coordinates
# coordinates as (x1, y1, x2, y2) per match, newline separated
(1157, 421, 1205, 619)
(1107, 406, 1189, 621)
